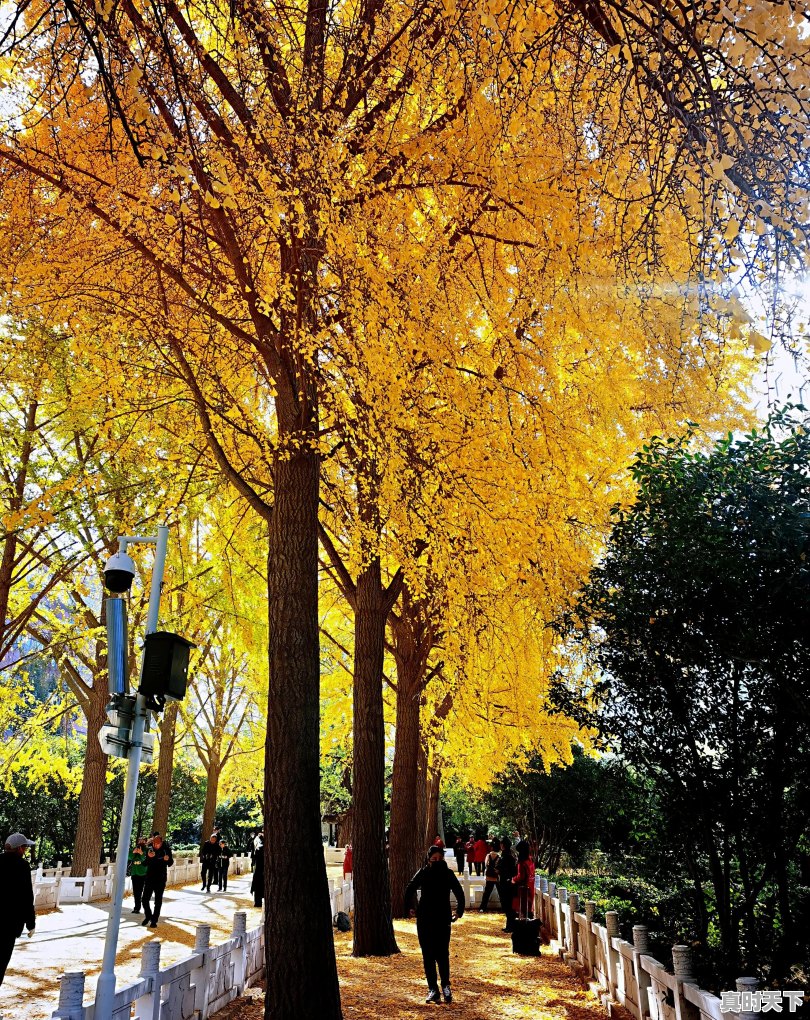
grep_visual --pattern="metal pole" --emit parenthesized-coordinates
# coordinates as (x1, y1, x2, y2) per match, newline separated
(94, 525, 169, 1020)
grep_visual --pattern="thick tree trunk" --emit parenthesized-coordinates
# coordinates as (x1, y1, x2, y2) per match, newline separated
(151, 701, 178, 837)
(263, 444, 342, 1020)
(71, 683, 108, 876)
(424, 766, 441, 848)
(388, 661, 423, 917)
(351, 561, 398, 957)
(201, 756, 221, 841)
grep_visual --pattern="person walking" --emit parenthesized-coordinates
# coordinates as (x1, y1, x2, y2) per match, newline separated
(473, 834, 488, 877)
(128, 836, 149, 914)
(0, 833, 35, 987)
(496, 836, 517, 932)
(453, 837, 465, 875)
(217, 840, 233, 891)
(200, 833, 219, 892)
(404, 843, 466, 1004)
(141, 833, 173, 928)
(478, 841, 501, 912)
(251, 834, 264, 908)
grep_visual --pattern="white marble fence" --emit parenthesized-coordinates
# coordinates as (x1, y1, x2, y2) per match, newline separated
(50, 912, 262, 1020)
(534, 876, 762, 1020)
(33, 856, 253, 910)
(50, 878, 354, 1019)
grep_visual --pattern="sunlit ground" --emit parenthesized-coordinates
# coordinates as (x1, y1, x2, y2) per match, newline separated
(213, 912, 624, 1020)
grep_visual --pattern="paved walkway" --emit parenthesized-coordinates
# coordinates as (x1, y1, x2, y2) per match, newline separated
(212, 912, 618, 1020)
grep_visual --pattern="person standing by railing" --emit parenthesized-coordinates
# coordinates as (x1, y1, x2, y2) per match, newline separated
(128, 836, 149, 914)
(0, 833, 35, 987)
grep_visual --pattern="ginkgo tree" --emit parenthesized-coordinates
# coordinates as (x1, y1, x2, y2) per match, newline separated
(0, 0, 806, 1012)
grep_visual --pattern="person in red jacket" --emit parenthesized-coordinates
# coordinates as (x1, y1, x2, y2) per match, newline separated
(511, 840, 536, 919)
(473, 835, 488, 876)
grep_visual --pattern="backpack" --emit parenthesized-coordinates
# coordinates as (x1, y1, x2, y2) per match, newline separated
(334, 911, 351, 932)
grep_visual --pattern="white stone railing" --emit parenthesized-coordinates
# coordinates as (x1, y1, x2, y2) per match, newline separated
(50, 911, 263, 1020)
(34, 855, 252, 910)
(535, 877, 757, 1020)
(51, 877, 352, 1019)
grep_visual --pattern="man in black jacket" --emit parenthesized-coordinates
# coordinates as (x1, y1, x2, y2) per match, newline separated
(0, 832, 36, 986)
(404, 844, 465, 1004)
(141, 833, 174, 928)
(200, 833, 219, 892)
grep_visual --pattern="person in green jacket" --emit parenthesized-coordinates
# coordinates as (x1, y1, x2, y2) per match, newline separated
(128, 836, 149, 914)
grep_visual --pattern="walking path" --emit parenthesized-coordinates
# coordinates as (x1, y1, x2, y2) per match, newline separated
(212, 913, 622, 1020)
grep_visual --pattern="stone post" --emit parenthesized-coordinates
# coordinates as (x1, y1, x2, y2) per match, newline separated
(547, 882, 558, 939)
(135, 940, 162, 1020)
(568, 893, 580, 962)
(632, 925, 652, 1020)
(583, 901, 597, 977)
(233, 911, 248, 993)
(538, 878, 549, 926)
(672, 945, 700, 1020)
(52, 971, 86, 1020)
(736, 977, 760, 1020)
(605, 911, 620, 999)
(192, 924, 212, 1018)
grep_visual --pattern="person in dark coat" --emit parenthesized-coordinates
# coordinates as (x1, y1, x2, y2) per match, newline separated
(453, 837, 465, 875)
(141, 833, 174, 928)
(250, 834, 264, 908)
(217, 840, 233, 891)
(404, 843, 465, 1004)
(200, 833, 219, 892)
(0, 833, 36, 986)
(496, 836, 518, 932)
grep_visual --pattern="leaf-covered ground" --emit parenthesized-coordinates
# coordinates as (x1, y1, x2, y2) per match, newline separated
(213, 913, 615, 1020)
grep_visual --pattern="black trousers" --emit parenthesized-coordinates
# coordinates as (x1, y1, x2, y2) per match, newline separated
(142, 879, 166, 922)
(479, 881, 496, 910)
(417, 921, 451, 990)
(474, 861, 482, 876)
(0, 929, 17, 986)
(131, 874, 146, 911)
(201, 861, 216, 889)
(454, 855, 465, 875)
(498, 881, 517, 929)
(218, 864, 229, 890)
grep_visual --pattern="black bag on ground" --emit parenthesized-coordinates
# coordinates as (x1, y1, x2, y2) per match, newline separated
(511, 917, 541, 956)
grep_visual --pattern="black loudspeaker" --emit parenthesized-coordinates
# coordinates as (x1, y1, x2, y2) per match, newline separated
(139, 631, 195, 705)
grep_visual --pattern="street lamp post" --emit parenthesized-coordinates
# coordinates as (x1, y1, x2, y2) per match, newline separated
(94, 525, 169, 1020)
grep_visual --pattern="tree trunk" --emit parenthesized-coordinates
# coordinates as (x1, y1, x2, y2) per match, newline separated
(388, 657, 423, 916)
(424, 766, 441, 848)
(337, 807, 354, 848)
(201, 755, 221, 841)
(151, 700, 178, 838)
(351, 560, 398, 957)
(71, 683, 108, 876)
(263, 443, 342, 1020)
